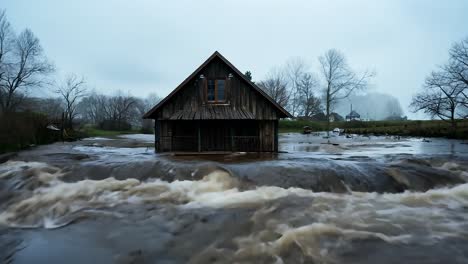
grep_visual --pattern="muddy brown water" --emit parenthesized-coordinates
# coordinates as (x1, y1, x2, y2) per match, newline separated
(1, 133, 468, 263)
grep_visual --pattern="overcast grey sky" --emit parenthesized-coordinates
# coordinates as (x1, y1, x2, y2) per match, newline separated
(3, 0, 468, 118)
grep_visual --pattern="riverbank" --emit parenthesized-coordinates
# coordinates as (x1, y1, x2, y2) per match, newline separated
(279, 119, 468, 139)
(82, 127, 142, 138)
(0, 122, 146, 154)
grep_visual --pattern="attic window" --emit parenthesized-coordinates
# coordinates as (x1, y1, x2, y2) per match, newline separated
(206, 79, 226, 103)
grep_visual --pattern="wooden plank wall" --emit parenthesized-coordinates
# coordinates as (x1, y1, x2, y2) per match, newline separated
(158, 120, 276, 152)
(156, 57, 280, 121)
(159, 121, 172, 152)
(259, 121, 275, 152)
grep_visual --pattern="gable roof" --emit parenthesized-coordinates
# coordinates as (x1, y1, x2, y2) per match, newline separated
(346, 110, 361, 118)
(143, 51, 292, 119)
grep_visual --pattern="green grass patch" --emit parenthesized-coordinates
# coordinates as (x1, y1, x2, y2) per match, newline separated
(279, 119, 468, 139)
(82, 126, 139, 138)
(279, 120, 326, 133)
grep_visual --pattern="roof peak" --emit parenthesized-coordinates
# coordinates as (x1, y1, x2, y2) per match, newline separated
(143, 51, 292, 119)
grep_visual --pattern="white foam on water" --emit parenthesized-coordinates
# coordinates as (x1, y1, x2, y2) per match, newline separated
(73, 146, 151, 155)
(118, 134, 154, 142)
(232, 222, 413, 263)
(82, 137, 114, 141)
(0, 161, 57, 179)
(1, 159, 468, 250)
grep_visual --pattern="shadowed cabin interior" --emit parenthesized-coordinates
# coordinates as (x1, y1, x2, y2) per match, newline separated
(143, 51, 292, 152)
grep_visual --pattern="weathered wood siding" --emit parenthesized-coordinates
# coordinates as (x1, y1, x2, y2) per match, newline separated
(259, 121, 275, 152)
(158, 121, 172, 152)
(157, 120, 277, 152)
(155, 57, 280, 120)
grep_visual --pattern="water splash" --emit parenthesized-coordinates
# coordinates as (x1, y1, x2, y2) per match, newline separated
(1, 160, 468, 236)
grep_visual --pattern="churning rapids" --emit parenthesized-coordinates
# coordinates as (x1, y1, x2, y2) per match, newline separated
(1, 133, 468, 263)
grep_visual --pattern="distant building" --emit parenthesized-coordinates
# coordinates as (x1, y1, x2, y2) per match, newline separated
(345, 105, 361, 121)
(330, 112, 344, 122)
(302, 112, 343, 122)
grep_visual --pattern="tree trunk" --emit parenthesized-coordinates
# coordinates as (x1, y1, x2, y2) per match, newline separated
(450, 106, 457, 136)
(5, 90, 13, 112)
(68, 112, 73, 130)
(326, 85, 331, 143)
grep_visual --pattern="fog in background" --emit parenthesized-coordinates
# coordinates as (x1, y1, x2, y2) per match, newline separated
(335, 93, 404, 120)
(3, 0, 468, 119)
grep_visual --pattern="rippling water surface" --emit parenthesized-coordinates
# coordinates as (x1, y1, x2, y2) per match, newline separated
(1, 133, 468, 263)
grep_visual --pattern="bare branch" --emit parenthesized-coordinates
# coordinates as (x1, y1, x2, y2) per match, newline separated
(257, 67, 290, 109)
(55, 73, 87, 129)
(284, 57, 308, 116)
(318, 49, 374, 134)
(297, 72, 321, 117)
(0, 24, 54, 112)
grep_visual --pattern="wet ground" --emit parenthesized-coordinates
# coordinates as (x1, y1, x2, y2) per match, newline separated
(1, 133, 468, 263)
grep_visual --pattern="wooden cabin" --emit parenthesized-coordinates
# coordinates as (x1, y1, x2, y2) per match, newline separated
(143, 51, 292, 152)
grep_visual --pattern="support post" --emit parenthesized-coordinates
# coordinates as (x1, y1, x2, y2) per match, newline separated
(60, 112, 65, 143)
(169, 121, 173, 152)
(230, 126, 234, 152)
(154, 119, 158, 152)
(154, 119, 159, 152)
(274, 120, 279, 152)
(197, 121, 201, 152)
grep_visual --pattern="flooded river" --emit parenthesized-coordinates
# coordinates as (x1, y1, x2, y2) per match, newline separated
(1, 133, 468, 263)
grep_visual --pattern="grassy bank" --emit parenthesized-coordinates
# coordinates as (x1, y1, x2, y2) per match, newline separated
(82, 127, 140, 138)
(0, 121, 144, 154)
(279, 119, 468, 139)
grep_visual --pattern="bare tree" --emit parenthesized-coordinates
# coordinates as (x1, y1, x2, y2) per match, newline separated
(297, 72, 321, 117)
(319, 49, 374, 139)
(412, 36, 468, 124)
(285, 57, 308, 117)
(258, 67, 289, 108)
(411, 71, 464, 128)
(0, 27, 54, 112)
(446, 37, 468, 110)
(135, 93, 161, 133)
(0, 10, 13, 82)
(0, 9, 14, 112)
(102, 91, 138, 130)
(37, 97, 64, 119)
(78, 91, 155, 131)
(77, 91, 107, 124)
(56, 74, 87, 129)
(448, 37, 468, 84)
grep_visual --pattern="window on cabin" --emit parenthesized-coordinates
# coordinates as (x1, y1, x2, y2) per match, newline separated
(207, 80, 215, 101)
(217, 80, 225, 101)
(206, 79, 226, 103)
